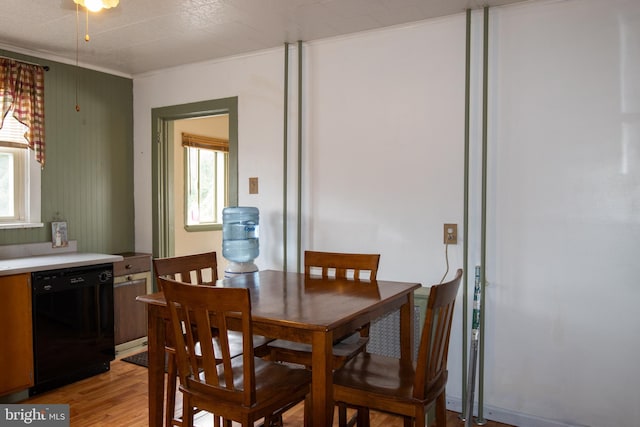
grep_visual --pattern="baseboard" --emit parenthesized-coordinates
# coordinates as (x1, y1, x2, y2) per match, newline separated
(446, 397, 587, 427)
(115, 337, 148, 358)
(0, 390, 28, 404)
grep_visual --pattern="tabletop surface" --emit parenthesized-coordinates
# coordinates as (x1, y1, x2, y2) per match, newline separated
(138, 269, 421, 332)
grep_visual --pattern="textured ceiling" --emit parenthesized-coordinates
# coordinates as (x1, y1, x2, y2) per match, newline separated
(0, 0, 529, 76)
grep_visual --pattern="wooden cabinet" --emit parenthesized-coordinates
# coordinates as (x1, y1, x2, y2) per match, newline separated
(113, 253, 152, 353)
(0, 273, 34, 396)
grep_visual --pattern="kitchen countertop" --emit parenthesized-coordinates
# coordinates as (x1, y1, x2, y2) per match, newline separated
(0, 252, 123, 277)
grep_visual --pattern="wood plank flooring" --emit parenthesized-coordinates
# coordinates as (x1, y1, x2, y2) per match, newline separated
(22, 358, 513, 427)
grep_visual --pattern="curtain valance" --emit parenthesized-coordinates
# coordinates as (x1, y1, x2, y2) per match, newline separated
(0, 58, 46, 166)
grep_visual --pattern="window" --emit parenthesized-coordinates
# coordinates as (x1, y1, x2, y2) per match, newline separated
(0, 110, 42, 228)
(0, 58, 45, 229)
(183, 132, 228, 229)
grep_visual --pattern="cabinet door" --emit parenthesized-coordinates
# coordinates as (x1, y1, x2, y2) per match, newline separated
(114, 276, 148, 345)
(0, 274, 34, 396)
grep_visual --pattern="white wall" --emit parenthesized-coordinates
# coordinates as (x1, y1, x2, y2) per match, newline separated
(133, 0, 640, 425)
(133, 51, 288, 268)
(302, 15, 465, 282)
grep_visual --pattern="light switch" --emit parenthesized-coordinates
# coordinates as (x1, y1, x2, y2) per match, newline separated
(249, 177, 258, 194)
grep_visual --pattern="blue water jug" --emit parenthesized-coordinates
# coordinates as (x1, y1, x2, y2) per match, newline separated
(222, 206, 259, 263)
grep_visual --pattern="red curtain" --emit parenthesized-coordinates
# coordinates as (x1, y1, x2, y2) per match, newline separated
(0, 58, 46, 166)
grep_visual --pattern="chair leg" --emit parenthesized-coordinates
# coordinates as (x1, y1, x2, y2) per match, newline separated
(270, 414, 284, 426)
(358, 407, 370, 427)
(338, 403, 348, 427)
(304, 394, 311, 427)
(182, 395, 194, 427)
(338, 403, 363, 427)
(166, 352, 178, 427)
(434, 391, 447, 427)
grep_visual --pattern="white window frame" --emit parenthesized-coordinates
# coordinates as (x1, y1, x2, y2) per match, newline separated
(0, 113, 42, 229)
(184, 145, 228, 231)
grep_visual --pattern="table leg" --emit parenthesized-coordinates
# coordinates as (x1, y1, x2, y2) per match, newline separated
(147, 305, 166, 427)
(311, 330, 334, 427)
(399, 292, 415, 362)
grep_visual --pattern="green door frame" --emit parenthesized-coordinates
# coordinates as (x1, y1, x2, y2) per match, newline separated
(151, 97, 239, 261)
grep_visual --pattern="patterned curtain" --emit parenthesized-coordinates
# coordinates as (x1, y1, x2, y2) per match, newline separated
(0, 58, 46, 166)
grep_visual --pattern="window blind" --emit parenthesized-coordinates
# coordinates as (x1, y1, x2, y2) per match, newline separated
(181, 132, 228, 152)
(0, 108, 29, 148)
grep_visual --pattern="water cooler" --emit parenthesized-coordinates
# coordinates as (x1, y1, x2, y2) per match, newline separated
(222, 206, 259, 278)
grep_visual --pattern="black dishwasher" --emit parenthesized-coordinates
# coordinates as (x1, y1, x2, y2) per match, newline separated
(30, 263, 115, 396)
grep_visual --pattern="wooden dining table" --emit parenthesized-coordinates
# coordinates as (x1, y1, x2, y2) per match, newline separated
(137, 269, 421, 427)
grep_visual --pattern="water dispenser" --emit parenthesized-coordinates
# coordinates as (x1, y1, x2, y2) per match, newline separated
(222, 206, 259, 277)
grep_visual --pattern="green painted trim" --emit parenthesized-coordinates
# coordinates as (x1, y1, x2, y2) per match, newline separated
(184, 224, 222, 232)
(150, 118, 174, 259)
(297, 40, 303, 274)
(478, 6, 490, 423)
(151, 97, 238, 260)
(283, 42, 289, 271)
(462, 8, 472, 419)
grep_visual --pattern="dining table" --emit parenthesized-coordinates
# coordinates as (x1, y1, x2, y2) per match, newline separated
(137, 269, 421, 427)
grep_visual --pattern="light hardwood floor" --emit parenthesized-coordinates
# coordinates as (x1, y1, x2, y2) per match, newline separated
(22, 358, 513, 427)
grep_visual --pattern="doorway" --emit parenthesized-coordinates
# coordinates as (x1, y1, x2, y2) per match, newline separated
(151, 97, 238, 264)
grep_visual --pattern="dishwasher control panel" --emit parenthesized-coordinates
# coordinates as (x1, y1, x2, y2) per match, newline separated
(32, 263, 113, 293)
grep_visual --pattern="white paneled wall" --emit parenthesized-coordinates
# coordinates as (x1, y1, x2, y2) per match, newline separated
(134, 0, 640, 425)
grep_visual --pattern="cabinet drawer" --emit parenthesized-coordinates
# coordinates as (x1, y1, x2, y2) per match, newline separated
(114, 253, 151, 276)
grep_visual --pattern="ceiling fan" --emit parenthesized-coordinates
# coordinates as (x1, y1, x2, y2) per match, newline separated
(60, 0, 121, 111)
(61, 0, 120, 42)
(72, 0, 119, 12)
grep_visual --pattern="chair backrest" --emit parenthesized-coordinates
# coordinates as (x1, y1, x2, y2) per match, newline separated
(413, 269, 463, 400)
(304, 250, 380, 280)
(153, 252, 219, 284)
(159, 277, 257, 407)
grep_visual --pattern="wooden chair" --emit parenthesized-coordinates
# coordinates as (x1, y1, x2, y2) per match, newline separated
(332, 269, 463, 427)
(266, 250, 381, 369)
(153, 252, 272, 427)
(159, 277, 312, 427)
(153, 251, 220, 285)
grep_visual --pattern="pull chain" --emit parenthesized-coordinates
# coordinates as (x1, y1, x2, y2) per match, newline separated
(75, 2, 80, 112)
(75, 3, 92, 111)
(85, 7, 90, 42)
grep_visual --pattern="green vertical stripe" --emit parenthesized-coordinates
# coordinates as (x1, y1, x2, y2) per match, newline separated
(462, 8, 472, 420)
(478, 6, 490, 424)
(283, 42, 289, 272)
(297, 40, 303, 273)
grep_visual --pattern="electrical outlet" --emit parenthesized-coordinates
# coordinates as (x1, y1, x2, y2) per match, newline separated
(249, 177, 258, 194)
(443, 223, 457, 245)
